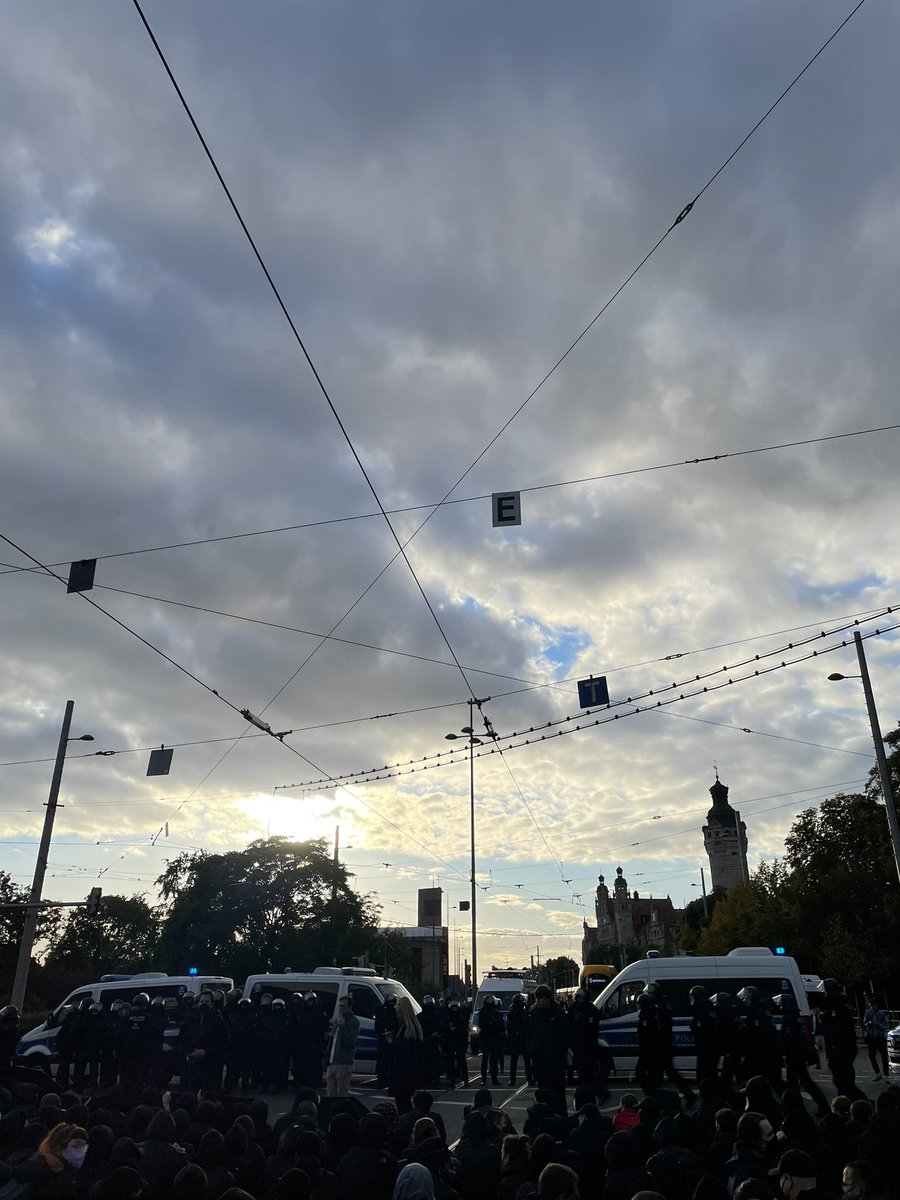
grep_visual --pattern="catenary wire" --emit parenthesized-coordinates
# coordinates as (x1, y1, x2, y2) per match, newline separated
(129, 0, 480, 708)
(0, 422, 893, 578)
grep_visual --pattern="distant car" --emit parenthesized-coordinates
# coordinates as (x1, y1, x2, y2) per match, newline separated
(887, 1022, 900, 1068)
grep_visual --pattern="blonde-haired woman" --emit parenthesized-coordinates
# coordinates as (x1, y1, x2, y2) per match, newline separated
(390, 996, 425, 1115)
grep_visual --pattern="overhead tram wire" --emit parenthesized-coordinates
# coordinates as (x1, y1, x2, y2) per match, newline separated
(0, 533, 471, 886)
(94, 0, 870, 774)
(0, 422, 894, 579)
(129, 0, 481, 708)
(270, 611, 897, 791)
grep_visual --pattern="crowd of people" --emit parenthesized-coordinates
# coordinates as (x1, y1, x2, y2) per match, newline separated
(0, 978, 894, 1200)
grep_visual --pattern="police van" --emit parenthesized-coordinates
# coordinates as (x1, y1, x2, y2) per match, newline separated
(593, 947, 810, 1073)
(469, 970, 533, 1055)
(16, 972, 233, 1067)
(241, 966, 419, 1074)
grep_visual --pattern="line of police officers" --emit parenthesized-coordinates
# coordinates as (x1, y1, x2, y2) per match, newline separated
(636, 977, 863, 1114)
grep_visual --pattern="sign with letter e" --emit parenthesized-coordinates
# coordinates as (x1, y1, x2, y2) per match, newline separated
(577, 674, 609, 709)
(492, 491, 521, 527)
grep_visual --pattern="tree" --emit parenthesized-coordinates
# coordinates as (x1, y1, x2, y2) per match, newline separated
(676, 891, 723, 955)
(155, 837, 380, 980)
(44, 895, 161, 977)
(542, 955, 579, 988)
(0, 870, 60, 1000)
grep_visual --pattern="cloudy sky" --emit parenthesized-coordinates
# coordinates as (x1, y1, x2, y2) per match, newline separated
(2, 0, 899, 978)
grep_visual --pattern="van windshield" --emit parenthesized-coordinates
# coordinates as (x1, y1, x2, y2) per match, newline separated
(376, 981, 415, 1006)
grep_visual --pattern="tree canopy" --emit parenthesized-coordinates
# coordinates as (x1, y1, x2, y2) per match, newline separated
(44, 895, 160, 978)
(155, 836, 380, 979)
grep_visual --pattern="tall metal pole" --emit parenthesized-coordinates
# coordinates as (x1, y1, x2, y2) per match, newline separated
(469, 698, 477, 996)
(700, 866, 709, 919)
(10, 701, 74, 1010)
(854, 631, 900, 884)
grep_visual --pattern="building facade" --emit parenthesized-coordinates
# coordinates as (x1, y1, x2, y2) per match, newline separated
(702, 775, 749, 893)
(581, 866, 680, 961)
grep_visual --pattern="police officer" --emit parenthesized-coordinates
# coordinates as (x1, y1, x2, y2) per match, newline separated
(225, 998, 256, 1092)
(478, 994, 504, 1086)
(690, 985, 718, 1087)
(820, 978, 865, 1100)
(635, 990, 665, 1096)
(654, 986, 696, 1105)
(119, 992, 157, 1092)
(375, 994, 398, 1089)
(55, 1005, 79, 1089)
(0, 1006, 20, 1079)
(291, 991, 328, 1089)
(419, 995, 441, 1085)
(444, 998, 469, 1089)
(526, 984, 569, 1114)
(737, 986, 782, 1092)
(506, 992, 532, 1086)
(183, 989, 228, 1092)
(711, 992, 741, 1088)
(773, 993, 829, 1117)
(567, 988, 601, 1090)
(268, 998, 290, 1093)
(74, 1003, 106, 1092)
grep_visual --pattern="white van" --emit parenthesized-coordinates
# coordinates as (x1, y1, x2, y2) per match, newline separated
(16, 972, 234, 1067)
(469, 972, 529, 1054)
(241, 966, 419, 1074)
(593, 947, 810, 1073)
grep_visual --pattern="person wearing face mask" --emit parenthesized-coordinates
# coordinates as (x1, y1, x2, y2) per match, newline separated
(769, 1149, 819, 1200)
(10, 1121, 89, 1196)
(184, 990, 229, 1092)
(726, 1112, 783, 1196)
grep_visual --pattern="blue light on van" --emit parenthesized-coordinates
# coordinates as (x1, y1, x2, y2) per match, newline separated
(188, 967, 198, 976)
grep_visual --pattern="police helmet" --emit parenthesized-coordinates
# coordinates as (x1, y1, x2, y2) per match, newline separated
(260, 993, 273, 1007)
(636, 993, 655, 1010)
(689, 985, 708, 1003)
(272, 998, 286, 1010)
(89, 1003, 103, 1014)
(736, 986, 759, 1007)
(711, 992, 733, 1009)
(303, 991, 317, 1003)
(132, 993, 150, 1009)
(386, 995, 398, 1006)
(644, 981, 662, 996)
(212, 989, 225, 1004)
(423, 995, 434, 1006)
(512, 992, 526, 1005)
(0, 1005, 19, 1022)
(238, 998, 252, 1009)
(151, 996, 166, 1007)
(482, 994, 497, 1007)
(771, 992, 798, 1012)
(822, 978, 842, 996)
(574, 988, 588, 1004)
(291, 991, 304, 1003)
(449, 999, 460, 1010)
(227, 987, 242, 1002)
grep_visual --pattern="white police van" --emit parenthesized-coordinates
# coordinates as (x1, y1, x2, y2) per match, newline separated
(242, 966, 419, 1074)
(593, 947, 810, 1073)
(469, 971, 531, 1055)
(16, 972, 233, 1067)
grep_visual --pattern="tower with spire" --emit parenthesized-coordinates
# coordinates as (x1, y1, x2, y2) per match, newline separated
(702, 771, 749, 893)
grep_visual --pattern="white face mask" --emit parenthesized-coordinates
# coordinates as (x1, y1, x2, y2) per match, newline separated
(62, 1147, 87, 1169)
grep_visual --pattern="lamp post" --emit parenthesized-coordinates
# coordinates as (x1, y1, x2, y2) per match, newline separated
(445, 697, 494, 996)
(10, 701, 94, 1010)
(828, 630, 900, 885)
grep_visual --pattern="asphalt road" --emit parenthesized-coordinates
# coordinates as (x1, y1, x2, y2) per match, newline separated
(261, 1053, 899, 1145)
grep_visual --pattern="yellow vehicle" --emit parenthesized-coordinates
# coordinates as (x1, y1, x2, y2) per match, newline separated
(579, 963, 617, 1002)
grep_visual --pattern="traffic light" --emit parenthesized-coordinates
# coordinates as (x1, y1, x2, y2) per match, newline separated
(86, 887, 102, 915)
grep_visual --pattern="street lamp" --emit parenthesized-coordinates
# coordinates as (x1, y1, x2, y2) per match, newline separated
(445, 696, 495, 994)
(10, 702, 94, 1010)
(828, 630, 900, 885)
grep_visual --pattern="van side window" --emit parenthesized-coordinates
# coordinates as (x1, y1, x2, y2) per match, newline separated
(601, 981, 644, 1018)
(348, 984, 378, 1020)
